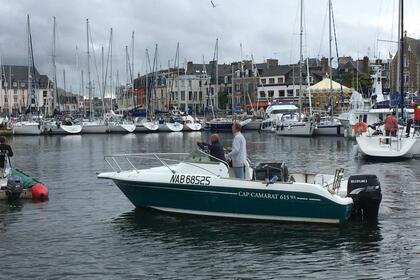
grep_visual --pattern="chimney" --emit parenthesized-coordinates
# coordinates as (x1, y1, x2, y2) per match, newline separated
(187, 61, 193, 74)
(266, 58, 278, 69)
(320, 57, 329, 73)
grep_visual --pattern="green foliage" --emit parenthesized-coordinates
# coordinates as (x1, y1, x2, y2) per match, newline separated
(218, 92, 229, 109)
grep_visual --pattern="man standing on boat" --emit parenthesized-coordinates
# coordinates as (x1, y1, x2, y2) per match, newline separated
(227, 122, 247, 179)
(384, 111, 398, 144)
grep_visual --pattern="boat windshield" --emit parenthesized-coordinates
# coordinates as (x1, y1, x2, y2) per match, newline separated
(185, 149, 228, 167)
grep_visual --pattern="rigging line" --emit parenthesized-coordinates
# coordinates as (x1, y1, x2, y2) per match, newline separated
(88, 27, 102, 101)
(317, 1, 329, 59)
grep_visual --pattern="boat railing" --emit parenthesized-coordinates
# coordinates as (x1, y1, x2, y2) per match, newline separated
(104, 151, 227, 177)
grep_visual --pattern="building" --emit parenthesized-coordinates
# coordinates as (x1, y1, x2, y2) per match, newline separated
(0, 65, 53, 115)
(390, 35, 420, 95)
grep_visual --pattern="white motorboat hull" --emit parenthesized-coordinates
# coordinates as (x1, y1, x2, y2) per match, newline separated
(183, 123, 202, 131)
(13, 123, 42, 135)
(355, 135, 420, 158)
(135, 122, 159, 132)
(108, 124, 136, 133)
(158, 122, 183, 132)
(275, 122, 314, 136)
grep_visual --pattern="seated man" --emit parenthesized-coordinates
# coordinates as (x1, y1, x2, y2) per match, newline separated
(196, 134, 227, 163)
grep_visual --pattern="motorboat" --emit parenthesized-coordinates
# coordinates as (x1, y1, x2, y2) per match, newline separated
(98, 149, 382, 224)
(260, 104, 299, 133)
(241, 118, 263, 131)
(44, 118, 82, 135)
(205, 118, 233, 132)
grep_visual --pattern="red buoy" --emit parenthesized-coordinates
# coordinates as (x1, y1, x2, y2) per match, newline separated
(31, 183, 49, 201)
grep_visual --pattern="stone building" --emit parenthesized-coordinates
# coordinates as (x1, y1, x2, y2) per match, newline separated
(390, 35, 420, 95)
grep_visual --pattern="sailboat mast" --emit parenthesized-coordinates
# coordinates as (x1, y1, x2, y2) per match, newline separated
(131, 31, 135, 110)
(215, 38, 218, 111)
(109, 28, 113, 112)
(328, 0, 333, 115)
(399, 0, 404, 118)
(176, 42, 180, 109)
(298, 0, 303, 120)
(86, 19, 93, 120)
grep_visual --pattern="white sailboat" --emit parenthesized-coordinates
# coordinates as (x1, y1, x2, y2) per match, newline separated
(182, 115, 202, 131)
(13, 16, 43, 135)
(276, 0, 314, 137)
(81, 19, 108, 134)
(354, 0, 420, 159)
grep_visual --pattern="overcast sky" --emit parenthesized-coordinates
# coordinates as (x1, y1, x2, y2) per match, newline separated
(1, 0, 419, 95)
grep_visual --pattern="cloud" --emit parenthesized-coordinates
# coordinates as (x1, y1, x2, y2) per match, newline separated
(0, 0, 418, 96)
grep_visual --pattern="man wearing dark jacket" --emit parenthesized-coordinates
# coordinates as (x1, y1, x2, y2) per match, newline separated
(197, 134, 227, 163)
(0, 136, 13, 169)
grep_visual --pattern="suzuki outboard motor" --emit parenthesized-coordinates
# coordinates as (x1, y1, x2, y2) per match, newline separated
(6, 176, 23, 202)
(347, 174, 382, 221)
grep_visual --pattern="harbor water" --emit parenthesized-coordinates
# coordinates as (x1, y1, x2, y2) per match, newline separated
(1, 132, 420, 279)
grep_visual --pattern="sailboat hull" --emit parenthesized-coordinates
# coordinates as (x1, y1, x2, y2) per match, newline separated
(135, 122, 159, 132)
(158, 123, 183, 132)
(81, 123, 108, 134)
(183, 123, 202, 131)
(275, 122, 314, 136)
(315, 124, 343, 136)
(13, 122, 43, 135)
(108, 124, 136, 133)
(242, 119, 263, 130)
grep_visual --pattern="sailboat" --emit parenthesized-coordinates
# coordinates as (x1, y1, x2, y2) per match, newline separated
(313, 0, 342, 136)
(44, 18, 82, 135)
(276, 0, 314, 137)
(354, 0, 420, 158)
(82, 20, 108, 134)
(108, 34, 136, 133)
(12, 15, 44, 135)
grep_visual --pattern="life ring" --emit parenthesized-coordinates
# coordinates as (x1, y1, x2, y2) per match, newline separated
(354, 121, 367, 135)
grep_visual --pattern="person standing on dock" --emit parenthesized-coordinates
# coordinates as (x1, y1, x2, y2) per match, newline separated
(227, 122, 247, 179)
(384, 111, 398, 144)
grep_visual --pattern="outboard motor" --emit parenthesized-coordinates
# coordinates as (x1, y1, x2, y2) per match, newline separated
(6, 176, 24, 202)
(347, 174, 382, 221)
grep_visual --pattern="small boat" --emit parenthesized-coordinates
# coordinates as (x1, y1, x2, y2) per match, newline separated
(98, 150, 382, 224)
(44, 119, 82, 135)
(204, 118, 232, 132)
(13, 121, 43, 135)
(0, 158, 48, 201)
(182, 116, 202, 131)
(81, 120, 108, 134)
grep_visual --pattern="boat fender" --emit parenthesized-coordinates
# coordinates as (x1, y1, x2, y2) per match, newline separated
(5, 176, 23, 202)
(353, 121, 367, 136)
(31, 183, 49, 201)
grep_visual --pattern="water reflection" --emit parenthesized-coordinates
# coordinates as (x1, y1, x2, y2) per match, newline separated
(113, 208, 382, 256)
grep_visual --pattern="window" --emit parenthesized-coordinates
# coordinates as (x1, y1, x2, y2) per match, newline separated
(278, 90, 285, 97)
(181, 80, 185, 87)
(21, 83, 26, 87)
(259, 91, 266, 98)
(268, 90, 274, 97)
(181, 91, 185, 101)
(13, 82, 17, 87)
(278, 77, 285, 84)
(269, 78, 275, 84)
(188, 80, 192, 88)
(295, 89, 300, 96)
(287, 90, 294, 97)
(261, 79, 266, 84)
(189, 91, 192, 101)
(199, 91, 202, 100)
